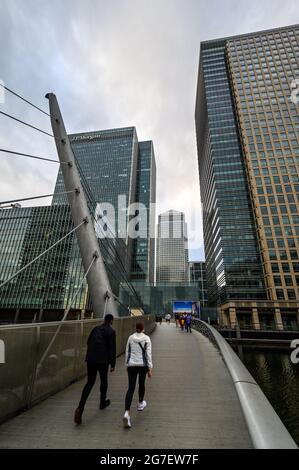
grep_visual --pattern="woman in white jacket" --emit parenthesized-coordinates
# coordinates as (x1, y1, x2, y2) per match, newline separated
(123, 322, 153, 428)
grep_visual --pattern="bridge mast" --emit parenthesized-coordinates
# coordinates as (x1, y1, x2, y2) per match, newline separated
(46, 93, 118, 318)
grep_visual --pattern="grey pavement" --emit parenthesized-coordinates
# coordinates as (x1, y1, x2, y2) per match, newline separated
(0, 322, 252, 449)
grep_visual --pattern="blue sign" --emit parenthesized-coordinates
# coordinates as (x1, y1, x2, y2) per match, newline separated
(173, 301, 200, 318)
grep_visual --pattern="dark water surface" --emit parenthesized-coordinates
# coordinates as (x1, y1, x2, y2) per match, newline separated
(239, 349, 299, 446)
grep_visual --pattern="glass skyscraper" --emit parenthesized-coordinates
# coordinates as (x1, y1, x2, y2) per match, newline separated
(0, 205, 77, 323)
(131, 141, 156, 283)
(195, 25, 299, 330)
(189, 262, 207, 306)
(0, 127, 156, 322)
(156, 210, 189, 283)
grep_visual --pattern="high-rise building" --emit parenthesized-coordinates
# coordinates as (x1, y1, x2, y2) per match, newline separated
(195, 25, 299, 330)
(0, 127, 156, 322)
(0, 205, 77, 323)
(53, 127, 156, 282)
(156, 210, 189, 283)
(53, 127, 139, 271)
(189, 262, 208, 306)
(131, 141, 156, 283)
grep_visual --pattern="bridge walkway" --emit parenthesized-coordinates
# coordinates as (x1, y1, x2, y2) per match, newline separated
(0, 323, 252, 449)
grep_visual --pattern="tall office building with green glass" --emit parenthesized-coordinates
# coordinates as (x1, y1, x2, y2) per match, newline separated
(0, 205, 76, 322)
(131, 141, 156, 283)
(53, 127, 156, 309)
(195, 25, 299, 330)
(0, 127, 156, 322)
(53, 127, 156, 282)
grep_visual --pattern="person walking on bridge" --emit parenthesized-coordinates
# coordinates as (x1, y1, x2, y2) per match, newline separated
(186, 313, 192, 333)
(74, 314, 116, 425)
(165, 313, 171, 324)
(123, 322, 153, 428)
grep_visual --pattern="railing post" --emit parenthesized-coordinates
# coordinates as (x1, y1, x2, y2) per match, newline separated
(26, 325, 40, 408)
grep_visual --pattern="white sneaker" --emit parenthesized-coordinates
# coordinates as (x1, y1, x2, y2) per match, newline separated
(123, 411, 131, 428)
(138, 400, 147, 411)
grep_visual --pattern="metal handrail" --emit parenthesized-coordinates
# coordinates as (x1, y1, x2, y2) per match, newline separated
(192, 319, 298, 449)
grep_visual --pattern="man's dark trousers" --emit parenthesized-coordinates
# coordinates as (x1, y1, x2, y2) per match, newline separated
(78, 363, 109, 412)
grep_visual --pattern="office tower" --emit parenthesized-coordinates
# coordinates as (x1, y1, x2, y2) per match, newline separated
(53, 127, 156, 308)
(156, 210, 189, 283)
(53, 127, 139, 268)
(53, 128, 156, 280)
(189, 262, 208, 306)
(195, 25, 299, 330)
(130, 141, 156, 283)
(0, 205, 76, 323)
(0, 127, 156, 322)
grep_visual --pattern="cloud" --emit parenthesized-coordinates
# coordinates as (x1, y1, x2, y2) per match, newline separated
(0, 0, 298, 261)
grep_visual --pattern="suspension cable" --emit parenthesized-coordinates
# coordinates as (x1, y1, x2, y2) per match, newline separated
(0, 110, 54, 138)
(0, 190, 78, 206)
(0, 219, 87, 290)
(0, 82, 50, 116)
(0, 148, 70, 164)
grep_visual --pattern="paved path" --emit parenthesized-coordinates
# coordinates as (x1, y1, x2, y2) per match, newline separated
(0, 323, 252, 448)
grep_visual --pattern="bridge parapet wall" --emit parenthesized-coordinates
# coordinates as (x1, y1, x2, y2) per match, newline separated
(0, 315, 155, 423)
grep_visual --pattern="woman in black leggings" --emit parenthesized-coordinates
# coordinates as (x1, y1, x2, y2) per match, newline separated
(123, 322, 153, 428)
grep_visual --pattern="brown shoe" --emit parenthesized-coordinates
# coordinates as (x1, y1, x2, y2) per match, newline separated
(74, 408, 82, 425)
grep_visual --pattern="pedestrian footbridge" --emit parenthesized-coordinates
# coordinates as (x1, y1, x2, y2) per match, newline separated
(0, 318, 297, 449)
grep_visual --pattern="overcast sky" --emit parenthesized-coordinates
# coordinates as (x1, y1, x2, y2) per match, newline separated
(0, 0, 298, 261)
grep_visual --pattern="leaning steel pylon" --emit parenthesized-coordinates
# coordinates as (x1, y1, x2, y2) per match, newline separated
(46, 93, 118, 318)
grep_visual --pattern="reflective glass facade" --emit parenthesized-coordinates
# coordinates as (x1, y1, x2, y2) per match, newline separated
(130, 141, 156, 283)
(0, 127, 156, 321)
(195, 24, 299, 326)
(52, 127, 139, 309)
(196, 40, 266, 305)
(120, 281, 207, 317)
(0, 205, 77, 320)
(52, 127, 156, 311)
(53, 127, 139, 241)
(189, 262, 208, 305)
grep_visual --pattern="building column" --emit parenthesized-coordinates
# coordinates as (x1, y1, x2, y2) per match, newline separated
(252, 308, 260, 330)
(274, 307, 284, 331)
(229, 307, 237, 329)
(219, 308, 226, 327)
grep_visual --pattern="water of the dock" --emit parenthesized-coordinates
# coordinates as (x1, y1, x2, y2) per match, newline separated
(0, 323, 252, 449)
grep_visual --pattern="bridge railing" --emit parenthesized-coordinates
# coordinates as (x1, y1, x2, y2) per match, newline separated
(192, 319, 297, 449)
(0, 315, 155, 424)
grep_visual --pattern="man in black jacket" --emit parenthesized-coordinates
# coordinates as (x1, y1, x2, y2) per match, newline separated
(74, 314, 116, 425)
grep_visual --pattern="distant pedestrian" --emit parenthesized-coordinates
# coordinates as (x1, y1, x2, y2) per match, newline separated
(186, 313, 192, 333)
(123, 322, 153, 428)
(175, 313, 179, 328)
(180, 315, 185, 331)
(165, 313, 171, 324)
(159, 315, 163, 325)
(74, 314, 116, 425)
